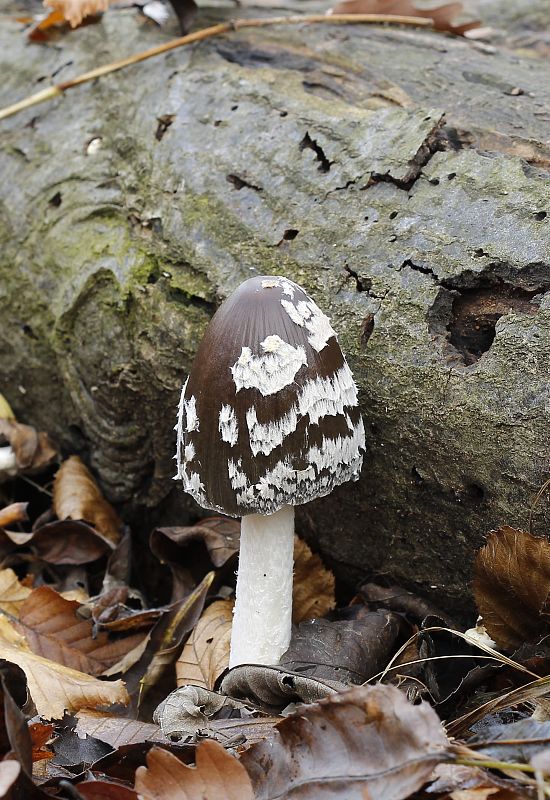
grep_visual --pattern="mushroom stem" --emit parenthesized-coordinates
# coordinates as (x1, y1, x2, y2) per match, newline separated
(229, 504, 294, 668)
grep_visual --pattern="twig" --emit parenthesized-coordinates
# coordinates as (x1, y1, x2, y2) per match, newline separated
(0, 13, 430, 121)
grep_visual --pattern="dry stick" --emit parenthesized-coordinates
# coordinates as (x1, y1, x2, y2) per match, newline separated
(0, 13, 430, 121)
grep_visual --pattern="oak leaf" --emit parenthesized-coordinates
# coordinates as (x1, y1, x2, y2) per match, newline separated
(53, 456, 122, 544)
(135, 739, 254, 800)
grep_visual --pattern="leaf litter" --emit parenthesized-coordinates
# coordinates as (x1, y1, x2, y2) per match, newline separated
(0, 403, 548, 798)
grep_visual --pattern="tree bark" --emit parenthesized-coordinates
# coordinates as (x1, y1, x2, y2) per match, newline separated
(0, 0, 549, 615)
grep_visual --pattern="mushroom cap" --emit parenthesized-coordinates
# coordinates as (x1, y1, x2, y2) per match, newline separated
(176, 276, 365, 516)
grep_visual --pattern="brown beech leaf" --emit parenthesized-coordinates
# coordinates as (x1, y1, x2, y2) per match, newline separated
(53, 456, 122, 545)
(0, 642, 128, 718)
(0, 520, 114, 565)
(241, 683, 448, 799)
(473, 527, 550, 650)
(75, 710, 170, 747)
(293, 537, 335, 622)
(0, 503, 28, 528)
(135, 739, 254, 800)
(15, 586, 145, 676)
(176, 599, 233, 690)
(74, 782, 138, 799)
(0, 568, 32, 616)
(0, 419, 57, 474)
(328, 0, 480, 36)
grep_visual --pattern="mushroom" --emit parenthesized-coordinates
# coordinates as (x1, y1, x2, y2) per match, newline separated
(175, 276, 365, 668)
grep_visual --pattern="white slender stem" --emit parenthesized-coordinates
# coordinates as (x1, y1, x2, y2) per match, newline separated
(0, 446, 17, 476)
(229, 505, 294, 668)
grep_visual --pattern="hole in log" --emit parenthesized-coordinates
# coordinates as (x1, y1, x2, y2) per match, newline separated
(448, 284, 540, 364)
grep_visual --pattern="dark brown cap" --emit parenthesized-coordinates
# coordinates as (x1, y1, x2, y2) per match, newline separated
(175, 276, 364, 516)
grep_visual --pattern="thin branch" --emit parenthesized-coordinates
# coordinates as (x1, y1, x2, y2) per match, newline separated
(0, 13, 431, 121)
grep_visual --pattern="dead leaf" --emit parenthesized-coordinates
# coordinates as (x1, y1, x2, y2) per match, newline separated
(135, 739, 255, 800)
(29, 722, 54, 763)
(473, 527, 550, 649)
(293, 537, 335, 622)
(241, 683, 448, 798)
(176, 599, 233, 690)
(75, 710, 170, 747)
(15, 586, 145, 676)
(328, 0, 480, 36)
(53, 457, 122, 545)
(428, 763, 527, 799)
(73, 781, 138, 799)
(0, 568, 32, 616)
(0, 520, 114, 565)
(27, 8, 68, 42)
(0, 641, 129, 718)
(220, 663, 343, 708)
(150, 518, 240, 600)
(0, 503, 28, 528)
(0, 419, 57, 474)
(43, 0, 109, 28)
(124, 572, 214, 713)
(155, 686, 277, 744)
(359, 581, 456, 627)
(281, 611, 402, 684)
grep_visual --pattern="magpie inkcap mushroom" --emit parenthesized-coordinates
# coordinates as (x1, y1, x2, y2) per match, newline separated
(176, 275, 365, 667)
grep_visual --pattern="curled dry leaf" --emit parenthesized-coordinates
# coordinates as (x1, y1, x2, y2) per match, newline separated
(328, 0, 480, 36)
(0, 520, 114, 565)
(43, 0, 110, 28)
(293, 537, 335, 622)
(53, 456, 122, 545)
(241, 683, 449, 799)
(0, 419, 57, 474)
(135, 739, 255, 800)
(15, 586, 145, 676)
(0, 641, 129, 718)
(220, 664, 342, 708)
(473, 527, 550, 650)
(281, 611, 402, 685)
(0, 502, 28, 529)
(176, 599, 233, 690)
